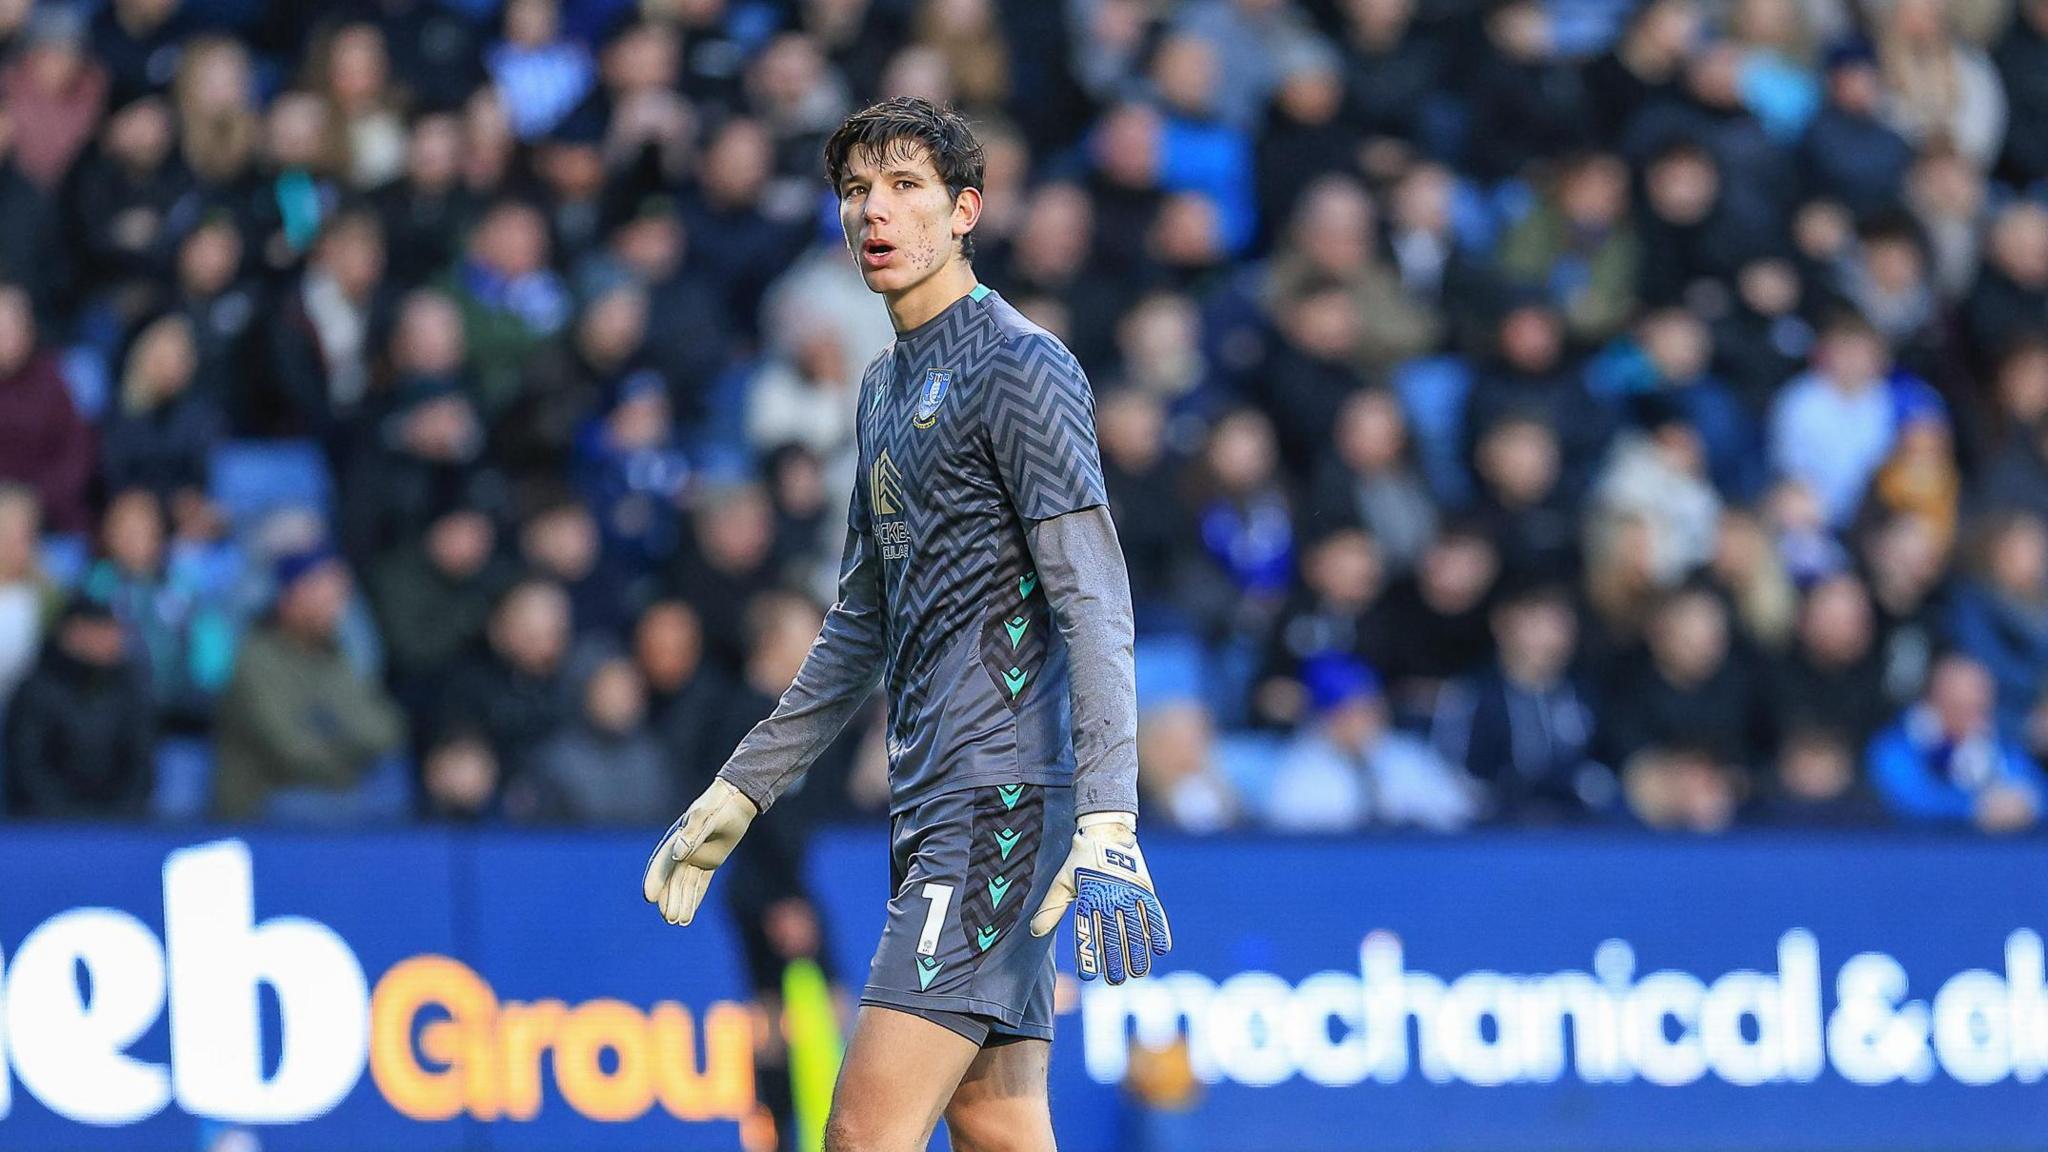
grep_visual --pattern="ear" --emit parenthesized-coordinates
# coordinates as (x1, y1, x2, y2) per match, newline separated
(952, 186, 983, 244)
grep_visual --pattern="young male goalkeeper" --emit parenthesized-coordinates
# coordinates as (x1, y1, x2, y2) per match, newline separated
(642, 97, 1171, 1151)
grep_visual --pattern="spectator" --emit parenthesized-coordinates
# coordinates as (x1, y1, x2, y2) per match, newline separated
(3, 594, 154, 818)
(1601, 581, 1760, 773)
(1477, 415, 1581, 585)
(446, 199, 570, 419)
(670, 483, 779, 673)
(0, 110, 63, 324)
(1264, 176, 1439, 387)
(1962, 202, 2048, 376)
(213, 547, 408, 823)
(1876, 0, 2007, 173)
(101, 314, 221, 512)
(1622, 744, 1741, 833)
(267, 209, 392, 441)
(169, 212, 262, 422)
(486, 0, 595, 142)
(1769, 312, 1899, 529)
(1754, 726, 1888, 827)
(340, 371, 492, 566)
(1169, 0, 1326, 133)
(1832, 215, 1944, 378)
(0, 285, 92, 533)
(170, 37, 260, 217)
(65, 94, 185, 329)
(1338, 0, 1449, 157)
(526, 655, 673, 824)
(1432, 582, 1611, 824)
(1868, 653, 2044, 832)
(81, 488, 238, 733)
(0, 485, 54, 716)
(1769, 573, 1890, 753)
(519, 495, 630, 638)
(506, 284, 662, 482)
(1801, 40, 1915, 217)
(1905, 144, 1987, 302)
(1712, 256, 1814, 421)
(1464, 301, 1612, 502)
(1868, 391, 1959, 555)
(1307, 388, 1436, 576)
(309, 22, 409, 191)
(1709, 507, 1799, 653)
(90, 0, 184, 108)
(1364, 521, 1500, 725)
(1253, 527, 1382, 728)
(1499, 152, 1640, 345)
(1591, 397, 1723, 586)
(375, 113, 481, 289)
(433, 577, 574, 787)
(633, 597, 727, 779)
(1267, 655, 1480, 832)
(1465, 0, 1589, 183)
(1184, 410, 1294, 663)
(421, 728, 500, 822)
(0, 6, 108, 195)
(1948, 513, 2048, 736)
(679, 118, 810, 341)
(1096, 388, 1192, 626)
(1256, 39, 1356, 247)
(1137, 697, 1238, 833)
(1993, 0, 2048, 187)
(366, 498, 512, 715)
(580, 372, 692, 573)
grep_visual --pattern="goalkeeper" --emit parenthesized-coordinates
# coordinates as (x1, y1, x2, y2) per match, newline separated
(644, 96, 1169, 1152)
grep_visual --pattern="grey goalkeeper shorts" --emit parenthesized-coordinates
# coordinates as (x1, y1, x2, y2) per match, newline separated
(860, 781, 1075, 1045)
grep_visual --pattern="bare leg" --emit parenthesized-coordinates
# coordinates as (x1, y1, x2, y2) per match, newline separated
(943, 1038, 1055, 1152)
(823, 1005, 982, 1152)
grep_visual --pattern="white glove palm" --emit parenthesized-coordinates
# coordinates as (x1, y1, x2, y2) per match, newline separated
(642, 778, 759, 925)
(1029, 812, 1171, 983)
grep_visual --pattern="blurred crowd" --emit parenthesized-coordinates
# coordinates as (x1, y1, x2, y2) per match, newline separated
(1, 0, 2047, 840)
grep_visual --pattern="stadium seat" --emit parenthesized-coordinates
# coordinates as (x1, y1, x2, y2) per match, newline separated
(153, 738, 216, 823)
(210, 440, 334, 533)
(1392, 356, 1475, 508)
(1212, 731, 1288, 815)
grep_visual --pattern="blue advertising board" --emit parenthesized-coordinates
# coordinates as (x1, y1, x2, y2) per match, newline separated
(0, 828, 2043, 1151)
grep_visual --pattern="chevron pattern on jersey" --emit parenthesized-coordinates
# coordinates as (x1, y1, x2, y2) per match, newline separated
(851, 289, 1106, 803)
(983, 332, 1110, 521)
(960, 782, 1045, 957)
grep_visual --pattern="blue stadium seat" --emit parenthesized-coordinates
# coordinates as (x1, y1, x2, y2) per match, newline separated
(1392, 356, 1475, 508)
(38, 534, 89, 590)
(210, 440, 334, 533)
(153, 738, 215, 823)
(1213, 731, 1288, 815)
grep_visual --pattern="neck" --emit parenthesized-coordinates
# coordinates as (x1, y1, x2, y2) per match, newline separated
(885, 259, 978, 333)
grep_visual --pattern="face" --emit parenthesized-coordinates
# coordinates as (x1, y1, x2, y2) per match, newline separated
(104, 490, 164, 573)
(838, 139, 978, 297)
(0, 288, 36, 375)
(428, 510, 494, 578)
(585, 660, 645, 733)
(397, 294, 465, 375)
(495, 584, 570, 674)
(1422, 536, 1498, 612)
(1336, 390, 1406, 471)
(1991, 519, 2048, 597)
(521, 507, 597, 581)
(180, 222, 241, 295)
(1652, 592, 1728, 680)
(329, 25, 389, 107)
(635, 601, 702, 689)
(285, 564, 352, 637)
(1498, 598, 1576, 678)
(1478, 421, 1560, 505)
(0, 491, 38, 580)
(1800, 576, 1872, 665)
(1930, 658, 1993, 737)
(1307, 530, 1381, 605)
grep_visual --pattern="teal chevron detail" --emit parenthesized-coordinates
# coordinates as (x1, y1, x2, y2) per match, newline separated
(1018, 571, 1037, 598)
(969, 283, 992, 302)
(976, 924, 1000, 952)
(995, 828, 1021, 859)
(917, 956, 942, 990)
(998, 783, 1024, 810)
(1002, 667, 1029, 697)
(1005, 615, 1029, 647)
(988, 873, 1012, 907)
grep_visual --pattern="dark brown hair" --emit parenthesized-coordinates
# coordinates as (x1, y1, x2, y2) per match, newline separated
(823, 97, 985, 260)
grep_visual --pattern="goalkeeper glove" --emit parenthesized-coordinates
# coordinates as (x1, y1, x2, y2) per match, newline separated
(642, 778, 758, 925)
(1028, 812, 1171, 983)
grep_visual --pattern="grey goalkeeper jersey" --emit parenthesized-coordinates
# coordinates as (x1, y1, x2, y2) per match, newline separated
(719, 285, 1140, 817)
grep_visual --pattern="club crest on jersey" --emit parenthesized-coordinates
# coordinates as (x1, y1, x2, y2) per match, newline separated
(912, 368, 952, 429)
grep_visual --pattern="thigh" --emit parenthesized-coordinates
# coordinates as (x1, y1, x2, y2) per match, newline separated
(944, 1039, 1055, 1152)
(825, 1004, 982, 1152)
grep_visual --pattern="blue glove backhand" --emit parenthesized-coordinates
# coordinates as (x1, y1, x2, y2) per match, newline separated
(1073, 866, 1172, 983)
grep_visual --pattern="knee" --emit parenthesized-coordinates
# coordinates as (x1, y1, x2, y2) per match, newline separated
(822, 1103, 925, 1152)
(944, 1096, 1053, 1152)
